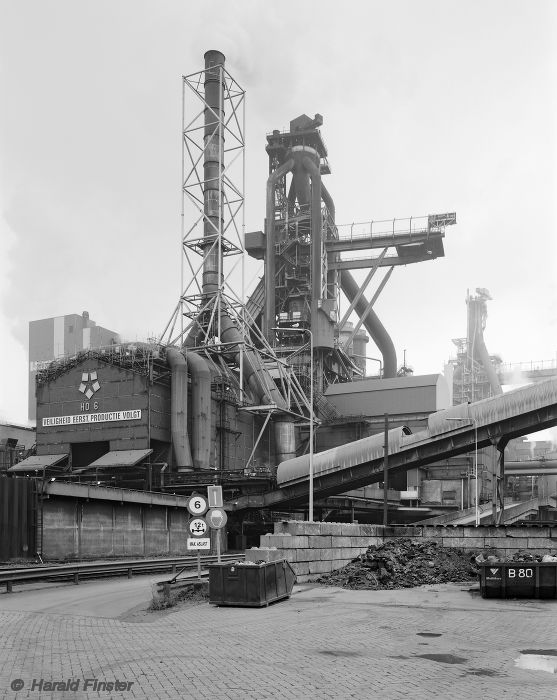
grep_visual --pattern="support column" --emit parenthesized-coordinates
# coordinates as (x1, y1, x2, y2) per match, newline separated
(493, 437, 508, 524)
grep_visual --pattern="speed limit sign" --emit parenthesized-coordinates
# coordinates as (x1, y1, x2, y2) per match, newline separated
(187, 493, 208, 516)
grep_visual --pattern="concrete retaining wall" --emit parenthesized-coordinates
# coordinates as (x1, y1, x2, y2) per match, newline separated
(247, 521, 557, 583)
(40, 496, 221, 560)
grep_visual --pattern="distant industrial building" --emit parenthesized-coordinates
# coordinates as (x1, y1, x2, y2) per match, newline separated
(0, 421, 35, 471)
(28, 311, 120, 421)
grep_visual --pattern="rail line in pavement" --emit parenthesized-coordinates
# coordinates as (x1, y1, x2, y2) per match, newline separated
(0, 553, 244, 593)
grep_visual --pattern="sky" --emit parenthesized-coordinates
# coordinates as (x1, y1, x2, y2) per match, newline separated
(1, 0, 556, 430)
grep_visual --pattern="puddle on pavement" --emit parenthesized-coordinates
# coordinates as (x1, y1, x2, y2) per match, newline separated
(464, 668, 501, 677)
(416, 632, 442, 638)
(318, 650, 362, 658)
(415, 654, 467, 664)
(515, 651, 557, 674)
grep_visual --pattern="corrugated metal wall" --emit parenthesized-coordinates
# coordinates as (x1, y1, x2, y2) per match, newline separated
(0, 477, 36, 560)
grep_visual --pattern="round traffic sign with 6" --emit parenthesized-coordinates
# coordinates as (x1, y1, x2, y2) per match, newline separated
(187, 494, 208, 516)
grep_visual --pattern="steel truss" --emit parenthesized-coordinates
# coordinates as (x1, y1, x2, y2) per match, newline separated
(160, 61, 246, 348)
(159, 57, 309, 436)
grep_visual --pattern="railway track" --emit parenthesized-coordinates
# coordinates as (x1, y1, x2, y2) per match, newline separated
(0, 553, 244, 593)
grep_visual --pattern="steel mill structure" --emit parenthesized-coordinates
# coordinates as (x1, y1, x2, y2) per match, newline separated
(7, 50, 556, 561)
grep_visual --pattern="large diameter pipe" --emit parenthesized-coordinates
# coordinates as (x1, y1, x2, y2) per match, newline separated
(340, 270, 397, 378)
(321, 183, 398, 378)
(187, 351, 212, 469)
(166, 348, 193, 469)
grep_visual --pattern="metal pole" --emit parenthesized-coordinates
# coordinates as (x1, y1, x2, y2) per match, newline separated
(272, 326, 314, 522)
(216, 531, 221, 564)
(197, 550, 201, 580)
(309, 329, 314, 523)
(474, 421, 479, 526)
(383, 413, 388, 526)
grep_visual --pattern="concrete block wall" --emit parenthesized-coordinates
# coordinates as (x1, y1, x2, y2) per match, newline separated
(249, 521, 557, 583)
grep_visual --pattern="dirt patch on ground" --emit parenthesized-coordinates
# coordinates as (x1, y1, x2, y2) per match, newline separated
(316, 538, 478, 590)
(119, 581, 210, 623)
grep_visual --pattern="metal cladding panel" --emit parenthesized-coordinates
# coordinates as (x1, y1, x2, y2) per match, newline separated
(36, 359, 149, 452)
(8, 453, 68, 472)
(0, 477, 35, 559)
(148, 380, 171, 443)
(276, 426, 409, 486)
(324, 374, 445, 417)
(87, 449, 153, 467)
(426, 377, 557, 438)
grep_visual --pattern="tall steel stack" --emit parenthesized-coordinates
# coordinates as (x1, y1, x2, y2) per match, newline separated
(161, 51, 299, 470)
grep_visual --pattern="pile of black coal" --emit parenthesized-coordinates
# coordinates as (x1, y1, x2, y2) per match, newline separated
(316, 538, 478, 590)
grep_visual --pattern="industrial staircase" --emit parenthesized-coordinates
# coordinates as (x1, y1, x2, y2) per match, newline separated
(415, 496, 555, 526)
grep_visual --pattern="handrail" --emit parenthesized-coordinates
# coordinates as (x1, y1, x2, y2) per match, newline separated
(0, 553, 244, 593)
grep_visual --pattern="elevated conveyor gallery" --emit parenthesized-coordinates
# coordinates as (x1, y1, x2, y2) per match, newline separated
(229, 378, 557, 511)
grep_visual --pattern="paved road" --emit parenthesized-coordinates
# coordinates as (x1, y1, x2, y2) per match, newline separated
(0, 575, 157, 618)
(0, 578, 556, 699)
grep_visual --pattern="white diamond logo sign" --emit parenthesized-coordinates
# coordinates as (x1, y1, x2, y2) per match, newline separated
(490, 568, 499, 575)
(79, 371, 101, 398)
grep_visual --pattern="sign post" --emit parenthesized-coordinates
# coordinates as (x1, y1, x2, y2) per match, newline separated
(206, 507, 228, 563)
(186, 494, 209, 579)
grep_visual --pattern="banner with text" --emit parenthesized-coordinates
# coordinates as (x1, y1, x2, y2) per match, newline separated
(42, 410, 142, 427)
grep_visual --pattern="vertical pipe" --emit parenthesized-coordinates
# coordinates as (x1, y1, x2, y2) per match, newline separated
(309, 329, 314, 522)
(264, 159, 294, 340)
(187, 351, 211, 469)
(303, 155, 322, 338)
(202, 50, 226, 299)
(166, 348, 193, 469)
(474, 421, 479, 525)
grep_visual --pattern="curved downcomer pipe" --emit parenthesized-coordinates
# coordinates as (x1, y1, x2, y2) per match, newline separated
(321, 183, 398, 378)
(166, 348, 193, 469)
(340, 271, 397, 378)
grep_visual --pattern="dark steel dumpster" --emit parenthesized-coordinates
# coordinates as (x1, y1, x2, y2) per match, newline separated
(208, 560, 296, 607)
(478, 562, 557, 599)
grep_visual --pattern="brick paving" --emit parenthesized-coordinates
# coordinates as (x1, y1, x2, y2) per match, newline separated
(0, 581, 556, 699)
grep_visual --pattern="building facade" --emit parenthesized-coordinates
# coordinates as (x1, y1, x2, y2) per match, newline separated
(28, 311, 120, 421)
